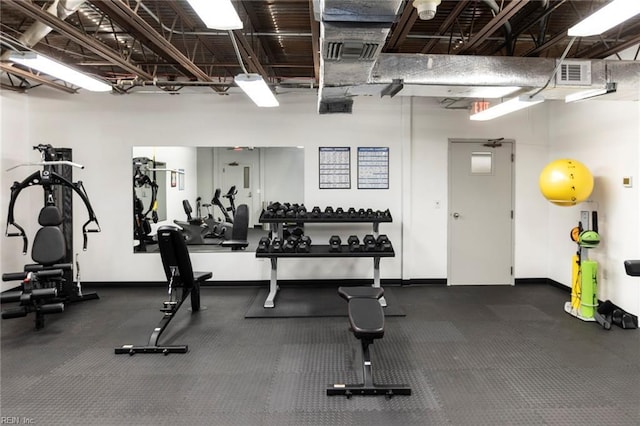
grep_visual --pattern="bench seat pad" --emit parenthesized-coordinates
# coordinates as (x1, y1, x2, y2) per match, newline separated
(348, 298, 384, 340)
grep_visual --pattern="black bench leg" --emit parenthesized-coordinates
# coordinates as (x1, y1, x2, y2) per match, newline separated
(115, 287, 192, 356)
(327, 339, 411, 398)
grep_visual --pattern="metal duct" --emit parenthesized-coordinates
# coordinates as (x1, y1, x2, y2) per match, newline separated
(370, 54, 640, 101)
(316, 0, 404, 113)
(1, 0, 85, 60)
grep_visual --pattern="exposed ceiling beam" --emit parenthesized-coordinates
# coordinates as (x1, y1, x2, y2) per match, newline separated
(458, 0, 530, 54)
(420, 0, 470, 54)
(309, 0, 320, 84)
(0, 63, 77, 94)
(385, 1, 418, 52)
(523, 30, 565, 57)
(3, 0, 154, 80)
(577, 26, 640, 59)
(165, 0, 234, 79)
(0, 82, 26, 93)
(92, 0, 212, 82)
(240, 1, 277, 76)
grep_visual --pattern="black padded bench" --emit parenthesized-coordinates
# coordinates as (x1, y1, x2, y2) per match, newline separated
(327, 286, 411, 398)
(116, 226, 212, 355)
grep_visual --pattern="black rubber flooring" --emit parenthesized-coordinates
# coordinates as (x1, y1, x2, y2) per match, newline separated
(245, 286, 405, 318)
(1, 284, 639, 425)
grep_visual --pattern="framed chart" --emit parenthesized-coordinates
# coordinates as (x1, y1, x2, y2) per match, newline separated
(319, 147, 350, 189)
(357, 147, 389, 189)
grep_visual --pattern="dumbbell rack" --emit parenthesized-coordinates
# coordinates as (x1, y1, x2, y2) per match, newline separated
(256, 211, 393, 308)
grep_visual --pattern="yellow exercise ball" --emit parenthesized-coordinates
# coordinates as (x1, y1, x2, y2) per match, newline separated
(539, 159, 594, 206)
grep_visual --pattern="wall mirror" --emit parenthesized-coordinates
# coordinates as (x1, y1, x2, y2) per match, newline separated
(132, 146, 304, 252)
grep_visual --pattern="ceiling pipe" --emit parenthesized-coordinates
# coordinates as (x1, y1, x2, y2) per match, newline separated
(0, 0, 86, 61)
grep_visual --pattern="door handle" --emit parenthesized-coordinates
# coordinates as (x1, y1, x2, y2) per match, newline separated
(452, 212, 460, 219)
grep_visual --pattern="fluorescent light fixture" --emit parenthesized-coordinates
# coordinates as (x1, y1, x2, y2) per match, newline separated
(469, 86, 521, 98)
(470, 95, 544, 121)
(234, 74, 279, 107)
(9, 52, 111, 92)
(565, 82, 617, 103)
(186, 0, 242, 30)
(568, 0, 640, 36)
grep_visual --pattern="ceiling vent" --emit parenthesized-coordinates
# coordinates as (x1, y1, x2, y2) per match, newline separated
(325, 41, 380, 61)
(557, 60, 592, 86)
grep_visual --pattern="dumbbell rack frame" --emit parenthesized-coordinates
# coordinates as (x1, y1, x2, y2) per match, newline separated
(257, 212, 393, 308)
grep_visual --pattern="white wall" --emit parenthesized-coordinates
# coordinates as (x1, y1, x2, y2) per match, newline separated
(1, 92, 33, 279)
(546, 100, 640, 315)
(1, 88, 638, 315)
(407, 98, 551, 279)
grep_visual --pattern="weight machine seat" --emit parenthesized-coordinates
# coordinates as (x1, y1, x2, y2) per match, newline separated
(624, 260, 640, 277)
(220, 204, 249, 250)
(158, 226, 212, 285)
(32, 206, 66, 266)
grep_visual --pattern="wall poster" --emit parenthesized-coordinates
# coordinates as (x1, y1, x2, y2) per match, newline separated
(357, 147, 389, 189)
(319, 147, 350, 189)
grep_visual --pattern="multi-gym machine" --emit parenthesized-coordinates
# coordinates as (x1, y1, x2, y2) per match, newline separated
(133, 157, 159, 252)
(2, 144, 101, 329)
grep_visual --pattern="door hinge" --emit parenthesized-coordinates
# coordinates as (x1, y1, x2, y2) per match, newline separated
(510, 266, 513, 275)
(511, 210, 513, 219)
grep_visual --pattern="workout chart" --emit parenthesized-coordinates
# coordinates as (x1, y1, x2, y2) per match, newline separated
(319, 147, 351, 189)
(357, 147, 389, 189)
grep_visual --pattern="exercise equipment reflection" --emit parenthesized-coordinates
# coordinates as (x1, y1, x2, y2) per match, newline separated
(115, 226, 212, 355)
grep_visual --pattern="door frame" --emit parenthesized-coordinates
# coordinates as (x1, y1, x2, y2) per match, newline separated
(447, 138, 516, 286)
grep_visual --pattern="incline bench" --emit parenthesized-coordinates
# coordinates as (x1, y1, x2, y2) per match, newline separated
(327, 286, 411, 398)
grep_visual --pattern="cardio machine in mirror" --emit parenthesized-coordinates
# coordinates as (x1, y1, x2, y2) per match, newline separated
(132, 146, 304, 253)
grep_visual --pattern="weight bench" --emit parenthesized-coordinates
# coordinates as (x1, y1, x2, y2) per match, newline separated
(327, 286, 411, 398)
(115, 226, 212, 355)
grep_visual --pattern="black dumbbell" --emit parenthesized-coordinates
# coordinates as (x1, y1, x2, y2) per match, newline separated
(297, 235, 312, 253)
(363, 234, 376, 251)
(311, 206, 322, 218)
(283, 236, 297, 252)
(271, 238, 283, 252)
(323, 206, 335, 218)
(275, 209, 286, 218)
(347, 235, 361, 252)
(297, 205, 307, 218)
(335, 207, 345, 218)
(267, 202, 281, 211)
(376, 234, 392, 252)
(262, 210, 273, 219)
(257, 236, 270, 253)
(285, 209, 296, 219)
(358, 208, 366, 217)
(383, 209, 391, 219)
(366, 208, 374, 218)
(329, 235, 342, 252)
(348, 207, 357, 218)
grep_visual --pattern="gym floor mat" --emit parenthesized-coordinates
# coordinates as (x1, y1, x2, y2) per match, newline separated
(244, 286, 406, 318)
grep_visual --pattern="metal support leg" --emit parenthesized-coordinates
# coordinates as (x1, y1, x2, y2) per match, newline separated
(373, 257, 387, 307)
(264, 258, 279, 308)
(327, 338, 411, 397)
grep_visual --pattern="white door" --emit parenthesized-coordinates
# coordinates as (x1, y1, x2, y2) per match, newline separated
(222, 164, 254, 225)
(448, 140, 514, 285)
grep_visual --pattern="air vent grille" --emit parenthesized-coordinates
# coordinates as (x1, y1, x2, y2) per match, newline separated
(324, 42, 380, 61)
(557, 61, 592, 86)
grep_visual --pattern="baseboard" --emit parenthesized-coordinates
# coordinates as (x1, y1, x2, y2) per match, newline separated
(2, 277, 569, 292)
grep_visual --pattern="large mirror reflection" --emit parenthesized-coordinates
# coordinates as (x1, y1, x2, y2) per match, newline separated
(133, 146, 304, 252)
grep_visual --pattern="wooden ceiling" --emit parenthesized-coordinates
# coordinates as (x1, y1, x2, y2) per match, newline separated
(1, 0, 639, 93)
